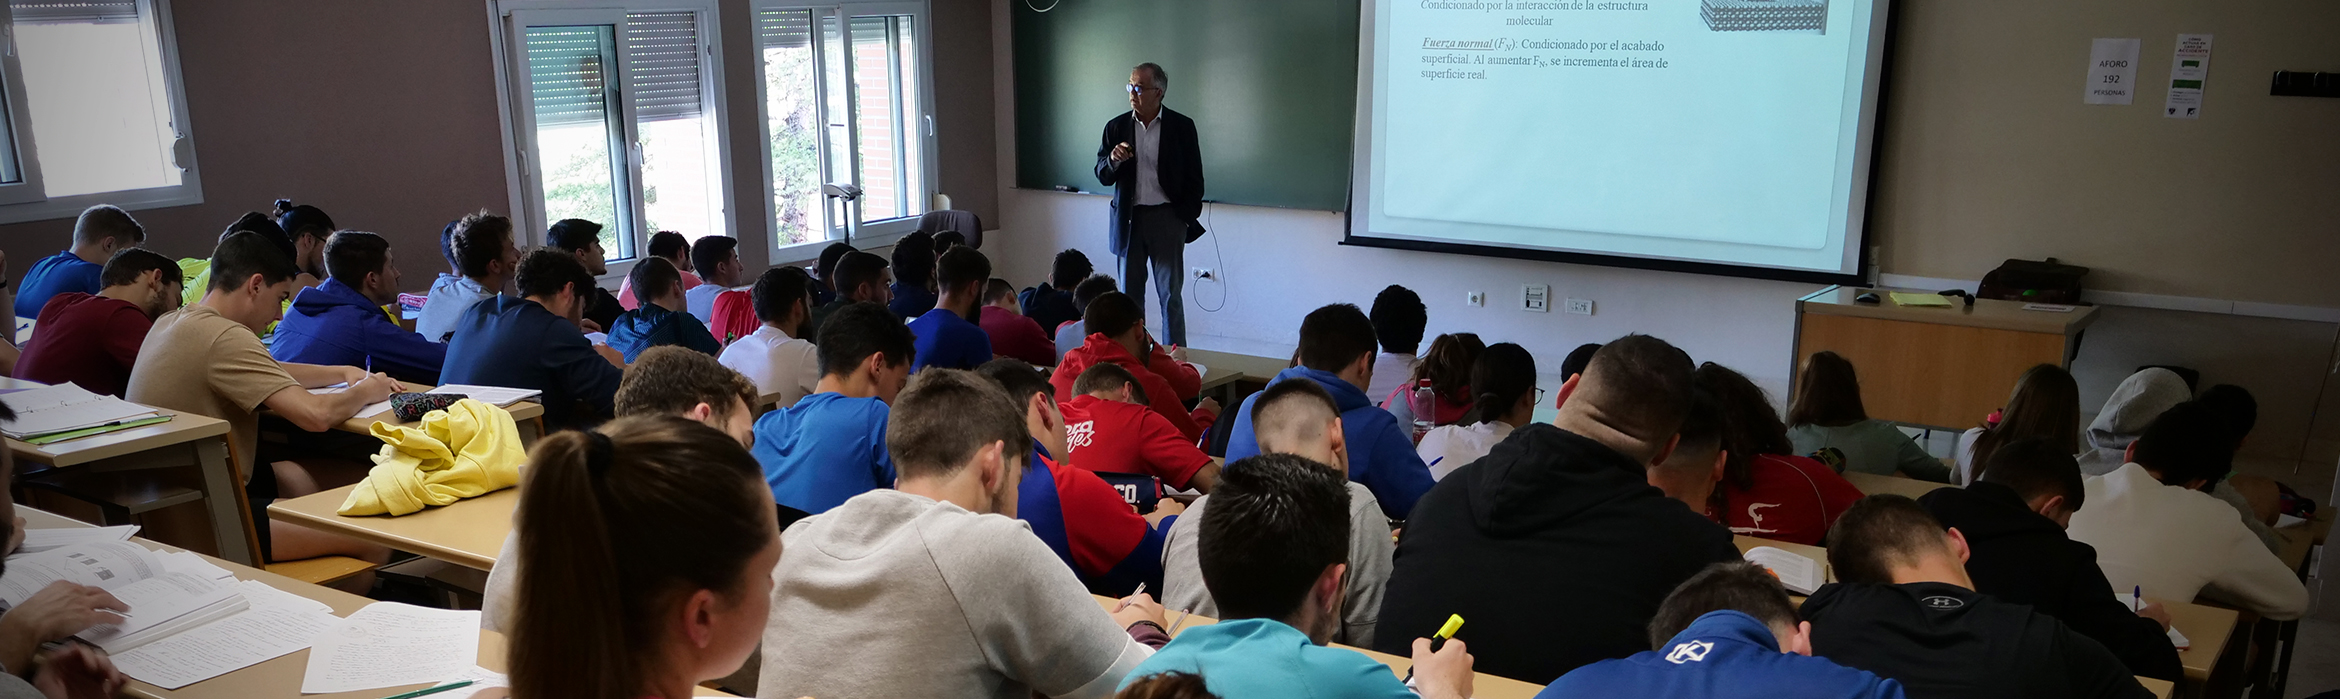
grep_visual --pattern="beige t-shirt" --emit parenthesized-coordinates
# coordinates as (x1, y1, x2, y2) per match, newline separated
(126, 305, 301, 475)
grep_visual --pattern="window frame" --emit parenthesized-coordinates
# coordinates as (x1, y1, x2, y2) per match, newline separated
(750, 0, 937, 263)
(0, 0, 202, 224)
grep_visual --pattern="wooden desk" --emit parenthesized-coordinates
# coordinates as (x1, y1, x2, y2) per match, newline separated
(1794, 286, 2098, 430)
(1184, 349, 1288, 383)
(0, 378, 252, 565)
(2158, 597, 2239, 684)
(2141, 676, 2174, 699)
(1195, 363, 1241, 395)
(326, 384, 546, 445)
(1089, 596, 1542, 699)
(268, 484, 511, 570)
(1842, 471, 1953, 500)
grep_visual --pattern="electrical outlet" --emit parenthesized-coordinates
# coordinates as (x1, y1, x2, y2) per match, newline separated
(1466, 291, 1485, 307)
(1522, 284, 1550, 312)
(1191, 268, 1214, 281)
(1565, 298, 1594, 316)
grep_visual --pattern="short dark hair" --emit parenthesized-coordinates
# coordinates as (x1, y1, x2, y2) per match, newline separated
(751, 266, 814, 325)
(815, 302, 916, 376)
(1073, 362, 1147, 403)
(222, 211, 295, 262)
(546, 219, 604, 253)
(975, 358, 1053, 407)
(453, 211, 515, 280)
(2131, 401, 2233, 489)
(1656, 387, 1725, 476)
(932, 230, 966, 253)
(831, 251, 889, 299)
(1647, 561, 1800, 649)
(887, 368, 1031, 480)
(1826, 495, 1949, 585)
(1296, 304, 1377, 374)
(935, 246, 990, 293)
(1696, 363, 1794, 492)
(322, 231, 391, 289)
(274, 199, 335, 242)
(1073, 274, 1119, 309)
(517, 248, 594, 300)
(1368, 285, 1427, 355)
(647, 231, 690, 262)
(1787, 351, 1868, 427)
(2196, 384, 2257, 448)
(1251, 379, 1340, 453)
(1115, 672, 1220, 699)
(1083, 291, 1145, 339)
(891, 232, 935, 286)
(73, 205, 145, 246)
(1977, 438, 2086, 511)
(616, 347, 758, 421)
(208, 231, 303, 293)
(690, 236, 739, 280)
(983, 278, 1019, 306)
(100, 248, 180, 289)
(439, 220, 461, 270)
(1051, 249, 1094, 288)
(1561, 343, 1603, 380)
(816, 242, 856, 281)
(1199, 453, 1351, 621)
(629, 257, 685, 303)
(1573, 335, 1697, 446)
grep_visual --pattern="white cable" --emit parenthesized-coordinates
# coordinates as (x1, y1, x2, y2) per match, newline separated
(1194, 202, 1228, 313)
(1024, 0, 1062, 12)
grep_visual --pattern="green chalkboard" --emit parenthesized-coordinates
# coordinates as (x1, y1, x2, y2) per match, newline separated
(1011, 0, 1358, 212)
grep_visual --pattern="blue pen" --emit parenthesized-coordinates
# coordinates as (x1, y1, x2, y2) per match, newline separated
(2133, 586, 2141, 612)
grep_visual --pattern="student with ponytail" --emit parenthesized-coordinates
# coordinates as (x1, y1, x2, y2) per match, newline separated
(508, 416, 778, 699)
(1380, 333, 1484, 429)
(275, 199, 336, 281)
(1414, 343, 1537, 480)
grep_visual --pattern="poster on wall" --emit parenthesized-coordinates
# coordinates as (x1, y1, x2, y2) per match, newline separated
(2163, 34, 2213, 119)
(2084, 38, 2140, 105)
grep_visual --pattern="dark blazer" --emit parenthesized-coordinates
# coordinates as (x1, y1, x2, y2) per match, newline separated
(1094, 107, 1205, 256)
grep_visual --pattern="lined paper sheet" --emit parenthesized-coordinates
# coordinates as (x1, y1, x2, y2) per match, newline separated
(301, 603, 481, 693)
(110, 581, 339, 689)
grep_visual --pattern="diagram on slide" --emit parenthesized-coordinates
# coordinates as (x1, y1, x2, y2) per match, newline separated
(1700, 0, 1827, 33)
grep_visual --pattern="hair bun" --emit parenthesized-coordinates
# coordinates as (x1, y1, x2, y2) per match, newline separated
(275, 198, 294, 212)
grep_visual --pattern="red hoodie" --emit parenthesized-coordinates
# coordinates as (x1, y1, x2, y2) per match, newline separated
(1052, 333, 1212, 441)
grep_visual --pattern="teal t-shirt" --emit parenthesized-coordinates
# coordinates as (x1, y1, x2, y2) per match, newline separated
(1122, 618, 1413, 699)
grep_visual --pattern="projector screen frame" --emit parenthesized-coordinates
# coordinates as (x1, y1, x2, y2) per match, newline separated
(1339, 0, 1904, 288)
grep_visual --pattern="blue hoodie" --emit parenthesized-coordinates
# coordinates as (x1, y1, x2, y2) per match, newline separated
(606, 302, 722, 362)
(273, 278, 448, 384)
(1538, 611, 1905, 699)
(1227, 365, 1435, 520)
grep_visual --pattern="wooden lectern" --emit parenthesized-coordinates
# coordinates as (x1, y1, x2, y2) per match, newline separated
(1792, 286, 2099, 430)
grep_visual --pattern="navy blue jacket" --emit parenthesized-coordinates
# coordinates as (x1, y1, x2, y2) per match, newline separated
(1539, 611, 1904, 699)
(441, 296, 622, 430)
(1227, 365, 1434, 519)
(606, 302, 721, 362)
(1093, 107, 1205, 255)
(272, 279, 447, 384)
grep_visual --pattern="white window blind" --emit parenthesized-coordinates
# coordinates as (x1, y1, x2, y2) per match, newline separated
(757, 8, 810, 49)
(524, 26, 611, 128)
(626, 11, 701, 122)
(8, 0, 137, 24)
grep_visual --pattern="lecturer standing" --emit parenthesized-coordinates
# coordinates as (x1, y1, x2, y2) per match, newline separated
(1095, 62, 1204, 347)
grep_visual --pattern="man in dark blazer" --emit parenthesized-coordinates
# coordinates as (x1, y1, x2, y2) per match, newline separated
(1095, 62, 1204, 347)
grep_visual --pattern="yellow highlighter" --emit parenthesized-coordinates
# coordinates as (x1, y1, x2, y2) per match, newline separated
(1405, 614, 1466, 683)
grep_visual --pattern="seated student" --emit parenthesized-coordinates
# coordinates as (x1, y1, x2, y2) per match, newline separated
(1365, 285, 1427, 402)
(617, 230, 702, 310)
(2076, 368, 2190, 476)
(544, 218, 625, 330)
(608, 257, 722, 362)
(506, 416, 776, 699)
(981, 278, 1058, 366)
(1919, 439, 2182, 681)
(425, 219, 463, 308)
(758, 368, 1170, 699)
(441, 249, 627, 431)
(932, 230, 966, 256)
(2063, 402, 2308, 619)
(1164, 379, 1394, 647)
(126, 231, 399, 570)
(1062, 363, 1219, 492)
(811, 241, 854, 307)
(274, 200, 336, 282)
(805, 250, 890, 340)
(15, 205, 144, 319)
(16, 249, 180, 397)
(685, 235, 744, 324)
(906, 247, 995, 372)
(1380, 333, 1483, 429)
(1131, 453, 1476, 699)
(1227, 304, 1428, 519)
(886, 231, 939, 319)
(272, 231, 448, 384)
(2195, 384, 2281, 553)
(1958, 364, 2079, 485)
(751, 302, 911, 526)
(0, 424, 132, 699)
(1553, 342, 1602, 410)
(1020, 249, 1093, 335)
(1375, 335, 1740, 684)
(177, 212, 312, 309)
(1538, 561, 1904, 699)
(1802, 495, 2154, 699)
(1645, 388, 1729, 512)
(481, 345, 759, 632)
(1055, 273, 1120, 361)
(1786, 351, 1951, 483)
(1699, 363, 1864, 546)
(416, 212, 519, 343)
(1055, 292, 1217, 440)
(718, 267, 820, 408)
(979, 359, 1176, 595)
(1416, 342, 1537, 480)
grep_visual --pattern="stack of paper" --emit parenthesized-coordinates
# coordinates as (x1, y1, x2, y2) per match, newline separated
(11, 525, 139, 557)
(0, 541, 248, 653)
(1743, 546, 1825, 595)
(429, 385, 542, 407)
(111, 580, 340, 689)
(0, 383, 162, 440)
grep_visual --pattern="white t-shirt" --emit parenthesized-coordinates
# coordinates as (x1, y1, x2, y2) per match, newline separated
(719, 325, 821, 409)
(1365, 351, 1418, 408)
(2064, 463, 2308, 619)
(1415, 421, 1514, 481)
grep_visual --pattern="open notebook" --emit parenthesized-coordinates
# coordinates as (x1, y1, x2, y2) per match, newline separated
(0, 541, 246, 653)
(0, 383, 161, 440)
(1743, 546, 1825, 595)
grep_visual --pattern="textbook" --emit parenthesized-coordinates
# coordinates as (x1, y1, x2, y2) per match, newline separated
(1743, 546, 1825, 595)
(0, 540, 248, 653)
(0, 383, 161, 440)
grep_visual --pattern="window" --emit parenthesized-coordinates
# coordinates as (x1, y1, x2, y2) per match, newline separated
(500, 2, 730, 265)
(0, 0, 199, 221)
(755, 1, 933, 257)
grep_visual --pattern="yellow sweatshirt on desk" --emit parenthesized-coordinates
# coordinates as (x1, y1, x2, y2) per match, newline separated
(340, 398, 525, 516)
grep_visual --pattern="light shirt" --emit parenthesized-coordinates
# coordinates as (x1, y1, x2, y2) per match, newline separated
(719, 325, 821, 409)
(1161, 481, 1392, 647)
(416, 276, 495, 344)
(685, 283, 726, 325)
(1365, 351, 1418, 407)
(1416, 420, 1515, 481)
(1132, 111, 1168, 206)
(125, 305, 302, 475)
(2064, 463, 2308, 619)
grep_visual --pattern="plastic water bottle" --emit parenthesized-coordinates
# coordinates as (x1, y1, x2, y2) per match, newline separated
(1410, 379, 1437, 438)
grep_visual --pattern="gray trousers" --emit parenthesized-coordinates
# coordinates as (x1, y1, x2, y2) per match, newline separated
(1121, 204, 1187, 346)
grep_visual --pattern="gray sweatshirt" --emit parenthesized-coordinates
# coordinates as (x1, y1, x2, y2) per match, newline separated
(1789, 420, 1952, 483)
(1159, 481, 1393, 647)
(759, 489, 1151, 699)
